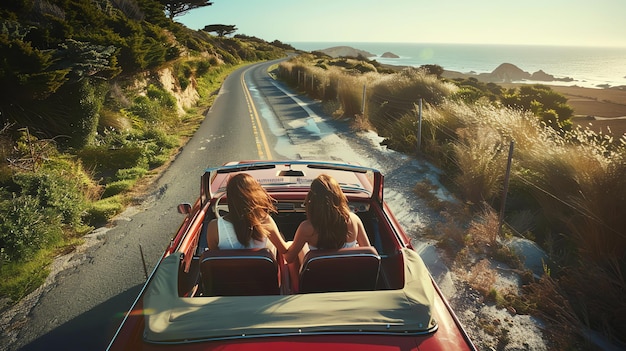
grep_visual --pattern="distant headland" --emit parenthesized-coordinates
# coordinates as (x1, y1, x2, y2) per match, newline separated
(315, 45, 574, 84)
(309, 45, 626, 136)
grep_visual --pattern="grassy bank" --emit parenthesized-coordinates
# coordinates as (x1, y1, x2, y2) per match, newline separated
(1, 0, 292, 305)
(277, 53, 626, 348)
(0, 58, 260, 305)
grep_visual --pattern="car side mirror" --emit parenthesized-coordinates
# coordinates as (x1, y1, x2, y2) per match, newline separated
(177, 203, 192, 214)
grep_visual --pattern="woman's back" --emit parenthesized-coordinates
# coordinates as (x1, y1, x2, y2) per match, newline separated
(205, 173, 288, 255)
(284, 175, 371, 263)
(216, 217, 267, 249)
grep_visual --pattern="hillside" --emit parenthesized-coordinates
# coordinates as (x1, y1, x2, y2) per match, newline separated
(316, 45, 376, 58)
(0, 0, 289, 304)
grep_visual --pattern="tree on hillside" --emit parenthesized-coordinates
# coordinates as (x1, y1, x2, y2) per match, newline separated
(420, 64, 444, 78)
(203, 24, 237, 37)
(160, 0, 213, 19)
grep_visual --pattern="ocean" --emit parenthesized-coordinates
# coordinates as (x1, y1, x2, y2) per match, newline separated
(289, 42, 626, 89)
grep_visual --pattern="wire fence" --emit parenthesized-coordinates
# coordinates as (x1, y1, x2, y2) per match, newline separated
(286, 68, 624, 242)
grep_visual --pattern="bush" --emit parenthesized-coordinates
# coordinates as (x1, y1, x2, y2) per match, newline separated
(501, 84, 573, 129)
(367, 68, 457, 135)
(146, 84, 177, 109)
(175, 62, 193, 90)
(84, 196, 124, 226)
(196, 60, 211, 76)
(0, 194, 63, 263)
(140, 128, 178, 166)
(128, 95, 161, 123)
(79, 145, 147, 176)
(0, 155, 93, 264)
(101, 179, 135, 198)
(127, 84, 179, 129)
(115, 167, 147, 180)
(11, 170, 87, 227)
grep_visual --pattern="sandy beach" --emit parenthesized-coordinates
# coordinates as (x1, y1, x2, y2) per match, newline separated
(480, 82, 626, 136)
(545, 85, 626, 136)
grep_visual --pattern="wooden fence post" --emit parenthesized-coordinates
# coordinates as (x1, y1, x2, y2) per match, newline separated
(499, 140, 515, 236)
(416, 98, 423, 153)
(361, 84, 367, 115)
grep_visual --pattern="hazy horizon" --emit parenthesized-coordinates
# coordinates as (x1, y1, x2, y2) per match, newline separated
(178, 0, 626, 48)
(287, 41, 626, 49)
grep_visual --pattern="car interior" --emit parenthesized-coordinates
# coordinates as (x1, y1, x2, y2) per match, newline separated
(176, 197, 407, 298)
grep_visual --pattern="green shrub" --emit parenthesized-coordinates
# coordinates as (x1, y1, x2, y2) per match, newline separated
(140, 128, 178, 166)
(101, 179, 135, 198)
(115, 167, 147, 180)
(500, 84, 573, 130)
(0, 194, 63, 263)
(175, 62, 193, 90)
(148, 153, 170, 167)
(196, 60, 211, 76)
(127, 85, 179, 128)
(12, 170, 86, 226)
(379, 112, 419, 153)
(85, 196, 124, 226)
(146, 84, 177, 109)
(78, 146, 147, 176)
(128, 95, 161, 123)
(450, 86, 486, 104)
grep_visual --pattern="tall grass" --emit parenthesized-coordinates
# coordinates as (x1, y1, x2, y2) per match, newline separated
(424, 93, 626, 345)
(278, 54, 626, 344)
(421, 100, 626, 261)
(278, 55, 373, 118)
(366, 68, 457, 135)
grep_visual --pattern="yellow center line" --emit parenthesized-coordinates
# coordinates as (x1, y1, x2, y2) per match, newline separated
(241, 69, 273, 160)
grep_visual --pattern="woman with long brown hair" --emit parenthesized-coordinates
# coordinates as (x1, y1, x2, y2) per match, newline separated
(284, 174, 370, 263)
(206, 173, 289, 254)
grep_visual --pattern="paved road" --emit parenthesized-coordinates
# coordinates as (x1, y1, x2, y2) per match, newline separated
(6, 57, 440, 351)
(6, 58, 292, 351)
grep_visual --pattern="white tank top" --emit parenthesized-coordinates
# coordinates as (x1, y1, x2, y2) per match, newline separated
(217, 217, 266, 249)
(308, 240, 357, 251)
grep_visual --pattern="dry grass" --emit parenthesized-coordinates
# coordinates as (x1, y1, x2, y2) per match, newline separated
(465, 207, 500, 252)
(467, 259, 497, 296)
(522, 274, 587, 349)
(279, 54, 626, 347)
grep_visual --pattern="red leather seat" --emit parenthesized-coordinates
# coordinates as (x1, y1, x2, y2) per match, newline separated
(299, 246, 381, 293)
(200, 248, 279, 296)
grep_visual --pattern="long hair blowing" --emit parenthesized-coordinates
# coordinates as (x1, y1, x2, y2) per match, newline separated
(306, 174, 350, 249)
(226, 173, 277, 246)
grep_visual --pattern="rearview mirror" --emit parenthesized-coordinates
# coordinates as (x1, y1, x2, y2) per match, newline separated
(177, 203, 192, 214)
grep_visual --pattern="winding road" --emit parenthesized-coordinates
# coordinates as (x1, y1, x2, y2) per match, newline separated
(4, 58, 288, 351)
(4, 58, 437, 351)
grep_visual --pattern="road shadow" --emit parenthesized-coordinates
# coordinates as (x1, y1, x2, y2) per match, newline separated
(14, 284, 142, 351)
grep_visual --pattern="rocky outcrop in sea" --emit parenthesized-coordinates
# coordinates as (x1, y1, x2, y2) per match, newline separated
(316, 46, 375, 58)
(316, 46, 573, 84)
(477, 63, 573, 83)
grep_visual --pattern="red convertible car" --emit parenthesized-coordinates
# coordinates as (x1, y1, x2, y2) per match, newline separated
(107, 160, 476, 350)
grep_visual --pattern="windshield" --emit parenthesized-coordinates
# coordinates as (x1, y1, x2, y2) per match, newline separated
(204, 161, 380, 204)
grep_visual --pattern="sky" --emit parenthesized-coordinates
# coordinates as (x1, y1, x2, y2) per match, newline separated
(177, 0, 626, 48)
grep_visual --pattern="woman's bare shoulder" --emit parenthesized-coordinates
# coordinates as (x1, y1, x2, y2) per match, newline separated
(348, 212, 362, 223)
(298, 219, 314, 229)
(296, 219, 316, 237)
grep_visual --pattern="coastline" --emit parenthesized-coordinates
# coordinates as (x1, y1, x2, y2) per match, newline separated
(503, 83, 626, 136)
(315, 45, 626, 136)
(441, 69, 626, 136)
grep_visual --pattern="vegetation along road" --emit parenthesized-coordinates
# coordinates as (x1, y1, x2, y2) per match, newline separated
(6, 58, 292, 351)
